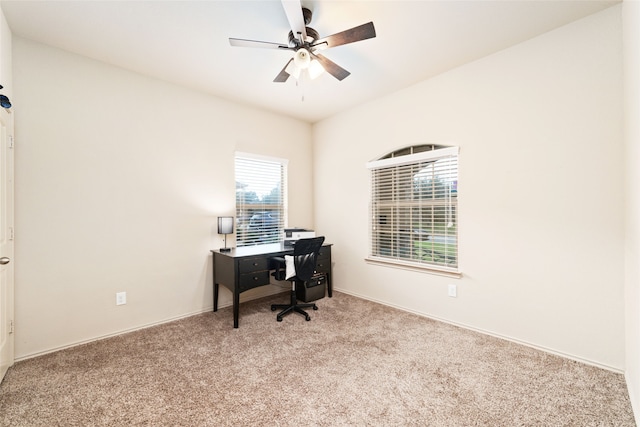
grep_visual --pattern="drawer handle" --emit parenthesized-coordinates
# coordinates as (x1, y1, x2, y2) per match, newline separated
(253, 276, 259, 280)
(253, 262, 258, 266)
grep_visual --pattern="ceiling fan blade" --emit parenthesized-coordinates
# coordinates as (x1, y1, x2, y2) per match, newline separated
(312, 22, 376, 51)
(281, 0, 307, 43)
(274, 59, 293, 82)
(311, 53, 350, 81)
(229, 38, 292, 50)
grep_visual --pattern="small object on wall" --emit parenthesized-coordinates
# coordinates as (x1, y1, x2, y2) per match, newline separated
(0, 84, 11, 109)
(218, 216, 234, 252)
(448, 284, 457, 298)
(116, 291, 127, 305)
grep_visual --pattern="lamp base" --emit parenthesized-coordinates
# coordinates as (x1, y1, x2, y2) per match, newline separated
(220, 247, 232, 252)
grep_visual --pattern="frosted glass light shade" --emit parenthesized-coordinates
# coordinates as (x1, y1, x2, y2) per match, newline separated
(294, 48, 311, 69)
(308, 59, 325, 79)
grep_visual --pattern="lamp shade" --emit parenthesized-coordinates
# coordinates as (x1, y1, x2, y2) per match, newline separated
(217, 217, 234, 235)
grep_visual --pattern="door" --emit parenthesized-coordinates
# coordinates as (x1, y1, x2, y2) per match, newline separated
(0, 106, 14, 382)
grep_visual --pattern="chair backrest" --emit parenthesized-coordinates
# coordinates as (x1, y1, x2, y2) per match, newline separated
(292, 236, 325, 282)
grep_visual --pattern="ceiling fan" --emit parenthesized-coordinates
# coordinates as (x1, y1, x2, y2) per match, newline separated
(229, 0, 376, 83)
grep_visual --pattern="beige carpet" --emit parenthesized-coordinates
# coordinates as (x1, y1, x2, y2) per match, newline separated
(0, 292, 635, 426)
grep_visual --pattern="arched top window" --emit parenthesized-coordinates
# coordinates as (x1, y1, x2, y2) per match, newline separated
(377, 144, 450, 160)
(366, 145, 460, 276)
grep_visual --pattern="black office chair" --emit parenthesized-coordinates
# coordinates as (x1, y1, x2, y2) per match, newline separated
(270, 236, 325, 322)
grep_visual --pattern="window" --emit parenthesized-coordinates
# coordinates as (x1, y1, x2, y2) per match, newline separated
(367, 145, 459, 275)
(235, 152, 288, 247)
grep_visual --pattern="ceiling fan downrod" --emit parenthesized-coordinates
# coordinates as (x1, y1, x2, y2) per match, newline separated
(288, 8, 318, 48)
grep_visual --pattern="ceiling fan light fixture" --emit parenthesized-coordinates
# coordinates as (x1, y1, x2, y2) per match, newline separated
(285, 60, 302, 79)
(293, 48, 311, 69)
(308, 59, 324, 80)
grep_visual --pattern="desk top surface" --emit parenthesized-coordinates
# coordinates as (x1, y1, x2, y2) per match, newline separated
(211, 242, 331, 259)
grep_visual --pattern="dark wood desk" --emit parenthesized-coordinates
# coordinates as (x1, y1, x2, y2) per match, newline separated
(211, 243, 332, 328)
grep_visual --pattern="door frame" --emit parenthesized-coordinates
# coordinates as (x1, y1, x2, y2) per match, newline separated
(0, 106, 14, 383)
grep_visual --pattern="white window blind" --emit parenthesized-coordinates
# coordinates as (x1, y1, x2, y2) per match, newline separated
(367, 146, 459, 272)
(235, 153, 288, 247)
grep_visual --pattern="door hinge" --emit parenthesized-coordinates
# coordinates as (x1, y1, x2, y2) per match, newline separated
(9, 227, 13, 241)
(8, 135, 13, 149)
(9, 320, 14, 334)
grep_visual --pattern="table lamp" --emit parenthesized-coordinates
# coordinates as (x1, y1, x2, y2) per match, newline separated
(218, 216, 234, 252)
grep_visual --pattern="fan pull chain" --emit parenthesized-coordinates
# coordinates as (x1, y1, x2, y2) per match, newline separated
(296, 73, 306, 102)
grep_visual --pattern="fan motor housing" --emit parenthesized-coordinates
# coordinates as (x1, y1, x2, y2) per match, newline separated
(289, 27, 319, 47)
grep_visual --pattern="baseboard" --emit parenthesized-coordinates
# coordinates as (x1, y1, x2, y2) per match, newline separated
(15, 286, 288, 363)
(334, 287, 624, 374)
(14, 308, 214, 362)
(16, 285, 623, 375)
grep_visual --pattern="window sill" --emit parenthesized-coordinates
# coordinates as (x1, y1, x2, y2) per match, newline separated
(365, 257, 462, 279)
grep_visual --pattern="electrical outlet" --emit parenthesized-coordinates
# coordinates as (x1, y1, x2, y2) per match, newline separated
(448, 284, 457, 298)
(116, 291, 127, 305)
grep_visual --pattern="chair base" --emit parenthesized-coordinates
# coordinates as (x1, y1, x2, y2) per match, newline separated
(271, 290, 318, 321)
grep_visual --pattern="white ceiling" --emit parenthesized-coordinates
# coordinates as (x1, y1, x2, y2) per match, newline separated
(0, 0, 619, 123)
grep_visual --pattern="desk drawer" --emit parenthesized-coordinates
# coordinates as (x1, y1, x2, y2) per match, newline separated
(316, 247, 331, 274)
(315, 258, 331, 274)
(239, 257, 269, 273)
(239, 270, 271, 292)
(318, 247, 331, 260)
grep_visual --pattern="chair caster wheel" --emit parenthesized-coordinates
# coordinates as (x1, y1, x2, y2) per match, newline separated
(277, 316, 283, 322)
(271, 306, 277, 311)
(305, 315, 311, 321)
(313, 305, 318, 310)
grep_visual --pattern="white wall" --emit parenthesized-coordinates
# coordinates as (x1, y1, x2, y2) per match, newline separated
(623, 0, 640, 419)
(314, 7, 624, 369)
(0, 7, 11, 95)
(12, 38, 313, 359)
